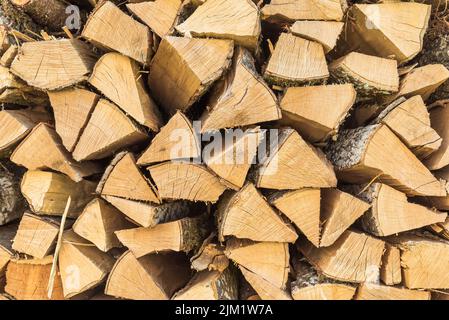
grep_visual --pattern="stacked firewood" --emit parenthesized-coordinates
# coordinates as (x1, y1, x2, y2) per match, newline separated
(2, 0, 449, 300)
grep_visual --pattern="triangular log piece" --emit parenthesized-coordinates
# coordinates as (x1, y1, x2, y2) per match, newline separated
(256, 128, 337, 190)
(88, 53, 162, 131)
(173, 268, 238, 300)
(81, 1, 152, 65)
(348, 3, 431, 64)
(269, 189, 321, 247)
(137, 112, 201, 166)
(326, 124, 446, 197)
(264, 33, 329, 86)
(200, 47, 281, 132)
(103, 195, 191, 228)
(190, 234, 229, 272)
(21, 170, 96, 218)
(373, 95, 441, 159)
(148, 36, 234, 116)
(105, 251, 191, 300)
(298, 230, 385, 283)
(204, 127, 264, 190)
(239, 266, 292, 300)
(0, 223, 17, 278)
(291, 21, 344, 53)
(380, 244, 401, 286)
(97, 152, 160, 203)
(352, 183, 446, 236)
(424, 102, 449, 170)
(148, 162, 227, 203)
(225, 238, 289, 289)
(73, 198, 134, 252)
(279, 84, 355, 142)
(355, 283, 430, 300)
(127, 0, 183, 38)
(389, 233, 449, 289)
(10, 39, 97, 90)
(72, 99, 149, 161)
(59, 230, 115, 299)
(0, 45, 18, 67)
(0, 162, 26, 226)
(261, 0, 346, 23)
(48, 88, 99, 153)
(329, 52, 399, 100)
(176, 0, 261, 51)
(11, 123, 100, 182)
(319, 188, 371, 247)
(5, 256, 64, 300)
(0, 109, 49, 156)
(217, 183, 298, 242)
(115, 215, 208, 258)
(12, 212, 60, 259)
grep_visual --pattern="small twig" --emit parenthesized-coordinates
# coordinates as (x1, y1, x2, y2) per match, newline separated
(40, 30, 51, 41)
(62, 26, 74, 39)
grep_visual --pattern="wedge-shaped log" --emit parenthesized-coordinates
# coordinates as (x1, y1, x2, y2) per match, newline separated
(82, 1, 152, 64)
(105, 251, 191, 300)
(279, 84, 355, 142)
(59, 231, 115, 298)
(115, 215, 208, 258)
(298, 230, 385, 283)
(355, 283, 430, 300)
(137, 112, 201, 166)
(97, 152, 160, 203)
(217, 183, 297, 243)
(200, 47, 281, 132)
(380, 244, 401, 286)
(73, 198, 133, 252)
(329, 52, 399, 99)
(73, 99, 148, 161)
(89, 53, 161, 131)
(425, 101, 449, 170)
(264, 33, 329, 86)
(149, 36, 233, 116)
(239, 266, 291, 300)
(10, 39, 97, 90)
(256, 128, 337, 190)
(176, 0, 260, 51)
(0, 223, 17, 280)
(48, 88, 99, 153)
(149, 162, 227, 203)
(326, 124, 446, 197)
(291, 21, 344, 53)
(173, 268, 238, 300)
(11, 123, 100, 182)
(21, 170, 96, 218)
(0, 162, 25, 225)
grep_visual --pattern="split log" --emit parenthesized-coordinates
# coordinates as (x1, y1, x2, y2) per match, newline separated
(88, 52, 162, 131)
(137, 112, 201, 166)
(176, 0, 261, 51)
(72, 99, 149, 161)
(81, 1, 152, 65)
(200, 47, 281, 132)
(173, 268, 238, 300)
(0, 161, 25, 225)
(239, 266, 291, 300)
(256, 128, 337, 190)
(97, 152, 160, 204)
(115, 215, 208, 258)
(10, 39, 97, 90)
(263, 33, 329, 86)
(20, 170, 96, 218)
(148, 162, 227, 203)
(72, 198, 133, 252)
(298, 230, 385, 283)
(5, 256, 64, 300)
(148, 36, 234, 116)
(58, 230, 115, 298)
(354, 283, 430, 300)
(424, 102, 449, 170)
(291, 21, 344, 53)
(11, 123, 100, 182)
(217, 183, 297, 243)
(48, 88, 99, 153)
(105, 251, 191, 300)
(278, 84, 355, 142)
(0, 223, 17, 281)
(329, 52, 399, 100)
(326, 124, 446, 197)
(380, 244, 401, 286)
(0, 45, 17, 67)
(127, 0, 183, 38)
(190, 234, 229, 272)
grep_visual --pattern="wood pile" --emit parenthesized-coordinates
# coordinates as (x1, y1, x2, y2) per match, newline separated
(1, 0, 449, 301)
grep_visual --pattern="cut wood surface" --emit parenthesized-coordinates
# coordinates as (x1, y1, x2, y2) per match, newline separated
(0, 45, 18, 67)
(354, 283, 430, 300)
(380, 244, 401, 286)
(239, 266, 291, 300)
(291, 21, 344, 53)
(425, 102, 449, 170)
